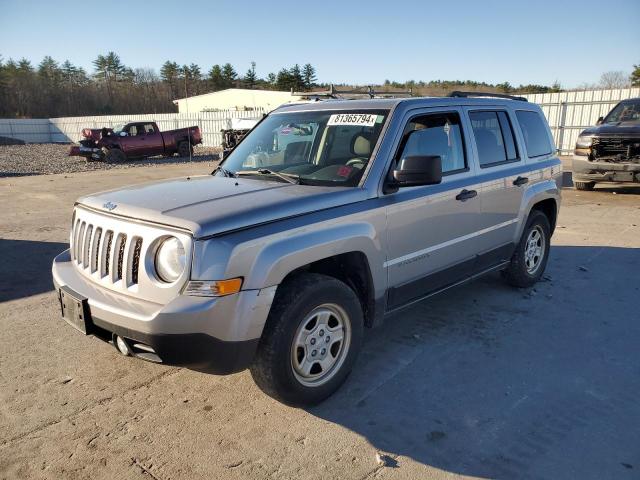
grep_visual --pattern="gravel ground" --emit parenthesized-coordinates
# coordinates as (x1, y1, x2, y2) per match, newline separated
(1, 166, 639, 479)
(0, 143, 220, 177)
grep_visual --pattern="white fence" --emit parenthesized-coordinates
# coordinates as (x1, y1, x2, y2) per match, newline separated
(0, 109, 265, 147)
(519, 87, 640, 154)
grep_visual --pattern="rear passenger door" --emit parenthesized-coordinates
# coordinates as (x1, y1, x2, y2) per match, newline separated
(465, 108, 525, 272)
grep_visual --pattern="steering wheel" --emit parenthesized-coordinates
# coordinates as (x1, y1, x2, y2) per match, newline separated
(346, 158, 367, 167)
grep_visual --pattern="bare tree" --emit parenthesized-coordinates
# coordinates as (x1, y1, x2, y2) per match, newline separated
(599, 71, 630, 89)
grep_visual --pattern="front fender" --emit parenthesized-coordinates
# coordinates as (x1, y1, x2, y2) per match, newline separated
(244, 222, 384, 294)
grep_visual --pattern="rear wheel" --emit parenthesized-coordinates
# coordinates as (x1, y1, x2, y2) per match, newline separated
(503, 210, 551, 288)
(574, 181, 595, 191)
(177, 141, 193, 157)
(250, 273, 363, 406)
(105, 148, 126, 163)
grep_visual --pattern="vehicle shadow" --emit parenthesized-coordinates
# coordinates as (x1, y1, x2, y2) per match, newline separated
(309, 245, 640, 479)
(0, 239, 67, 303)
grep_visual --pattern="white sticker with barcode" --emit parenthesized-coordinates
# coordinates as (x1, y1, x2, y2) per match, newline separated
(328, 113, 378, 127)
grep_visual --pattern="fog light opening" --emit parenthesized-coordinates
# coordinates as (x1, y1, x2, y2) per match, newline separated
(114, 335, 132, 356)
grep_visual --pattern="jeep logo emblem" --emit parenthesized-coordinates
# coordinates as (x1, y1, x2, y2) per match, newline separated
(103, 201, 117, 211)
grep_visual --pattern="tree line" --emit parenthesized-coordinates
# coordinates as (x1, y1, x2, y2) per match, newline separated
(0, 52, 319, 118)
(0, 52, 638, 119)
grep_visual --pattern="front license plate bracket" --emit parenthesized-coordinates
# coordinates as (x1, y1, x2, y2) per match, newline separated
(59, 286, 91, 335)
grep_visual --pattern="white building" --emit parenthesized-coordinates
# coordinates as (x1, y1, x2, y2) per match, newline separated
(173, 88, 302, 113)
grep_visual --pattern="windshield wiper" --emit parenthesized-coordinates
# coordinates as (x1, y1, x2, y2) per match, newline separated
(213, 165, 236, 178)
(236, 169, 301, 185)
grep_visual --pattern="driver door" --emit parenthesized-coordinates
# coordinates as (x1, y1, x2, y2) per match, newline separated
(385, 109, 483, 309)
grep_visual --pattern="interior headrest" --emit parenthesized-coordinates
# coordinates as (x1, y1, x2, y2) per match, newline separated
(352, 134, 371, 156)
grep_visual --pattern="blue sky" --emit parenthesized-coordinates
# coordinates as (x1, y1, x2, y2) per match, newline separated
(1, 0, 638, 88)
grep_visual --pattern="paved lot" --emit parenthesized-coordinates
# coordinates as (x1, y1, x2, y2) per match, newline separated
(1, 163, 639, 479)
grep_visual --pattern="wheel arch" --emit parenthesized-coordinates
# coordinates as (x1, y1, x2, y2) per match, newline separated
(244, 223, 385, 329)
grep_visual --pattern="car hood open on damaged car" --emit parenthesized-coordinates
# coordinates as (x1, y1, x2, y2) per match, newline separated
(77, 175, 366, 239)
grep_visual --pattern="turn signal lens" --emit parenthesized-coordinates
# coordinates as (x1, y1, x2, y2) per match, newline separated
(185, 278, 243, 297)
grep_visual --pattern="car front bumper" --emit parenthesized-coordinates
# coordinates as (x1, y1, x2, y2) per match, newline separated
(572, 156, 640, 183)
(52, 249, 276, 374)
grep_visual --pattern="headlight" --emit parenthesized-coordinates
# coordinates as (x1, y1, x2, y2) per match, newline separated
(155, 237, 186, 283)
(575, 135, 594, 149)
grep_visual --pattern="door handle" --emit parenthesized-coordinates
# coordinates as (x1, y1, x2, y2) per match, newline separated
(456, 189, 477, 201)
(513, 176, 529, 186)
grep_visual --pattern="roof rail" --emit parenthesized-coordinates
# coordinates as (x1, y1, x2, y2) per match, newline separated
(293, 84, 413, 100)
(448, 91, 528, 102)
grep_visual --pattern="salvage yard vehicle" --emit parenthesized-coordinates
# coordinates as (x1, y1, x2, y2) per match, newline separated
(52, 93, 562, 405)
(221, 117, 260, 158)
(68, 121, 202, 162)
(573, 97, 640, 190)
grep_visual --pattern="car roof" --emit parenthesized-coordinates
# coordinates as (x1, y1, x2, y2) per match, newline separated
(273, 96, 535, 113)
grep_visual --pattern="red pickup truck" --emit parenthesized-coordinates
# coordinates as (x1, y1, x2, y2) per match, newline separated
(69, 121, 202, 161)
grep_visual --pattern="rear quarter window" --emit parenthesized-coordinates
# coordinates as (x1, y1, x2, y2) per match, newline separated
(515, 110, 553, 158)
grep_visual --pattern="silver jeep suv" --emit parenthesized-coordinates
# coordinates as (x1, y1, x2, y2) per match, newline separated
(52, 93, 562, 405)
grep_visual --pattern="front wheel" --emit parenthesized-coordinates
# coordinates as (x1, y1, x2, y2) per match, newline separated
(250, 273, 363, 406)
(503, 210, 551, 288)
(105, 148, 126, 163)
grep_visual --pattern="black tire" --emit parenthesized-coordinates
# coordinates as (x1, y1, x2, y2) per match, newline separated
(503, 210, 551, 288)
(250, 273, 364, 406)
(574, 181, 595, 191)
(177, 141, 193, 157)
(105, 148, 126, 163)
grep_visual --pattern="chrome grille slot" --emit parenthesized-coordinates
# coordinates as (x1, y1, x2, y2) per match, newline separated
(129, 237, 143, 286)
(76, 222, 86, 264)
(83, 225, 93, 268)
(91, 228, 102, 273)
(71, 219, 81, 261)
(115, 234, 127, 282)
(102, 230, 113, 277)
(69, 206, 192, 303)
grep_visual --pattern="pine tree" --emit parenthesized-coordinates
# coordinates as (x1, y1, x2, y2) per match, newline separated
(289, 64, 303, 91)
(208, 64, 224, 91)
(221, 63, 237, 88)
(302, 63, 316, 90)
(631, 64, 640, 87)
(244, 61, 257, 89)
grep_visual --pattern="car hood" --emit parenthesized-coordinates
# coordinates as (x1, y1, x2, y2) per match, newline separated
(581, 122, 640, 137)
(77, 175, 367, 238)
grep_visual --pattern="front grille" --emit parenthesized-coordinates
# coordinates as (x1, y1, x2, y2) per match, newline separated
(68, 206, 191, 303)
(70, 221, 141, 286)
(592, 136, 640, 160)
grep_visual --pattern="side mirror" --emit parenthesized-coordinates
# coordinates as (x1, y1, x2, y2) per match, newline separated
(119, 131, 128, 137)
(596, 116, 604, 125)
(392, 155, 442, 187)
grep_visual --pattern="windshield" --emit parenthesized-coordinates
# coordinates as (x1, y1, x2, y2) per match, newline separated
(604, 101, 640, 124)
(217, 109, 389, 186)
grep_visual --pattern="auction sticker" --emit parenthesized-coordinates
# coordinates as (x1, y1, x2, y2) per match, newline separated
(328, 113, 378, 127)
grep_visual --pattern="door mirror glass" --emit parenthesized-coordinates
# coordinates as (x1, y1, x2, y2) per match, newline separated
(393, 155, 442, 186)
(119, 131, 128, 137)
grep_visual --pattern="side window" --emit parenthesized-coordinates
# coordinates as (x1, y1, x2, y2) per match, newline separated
(515, 110, 553, 158)
(398, 112, 466, 174)
(469, 111, 519, 167)
(143, 123, 156, 134)
(127, 125, 138, 136)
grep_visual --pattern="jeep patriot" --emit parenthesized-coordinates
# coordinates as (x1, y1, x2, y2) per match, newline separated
(52, 94, 562, 405)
